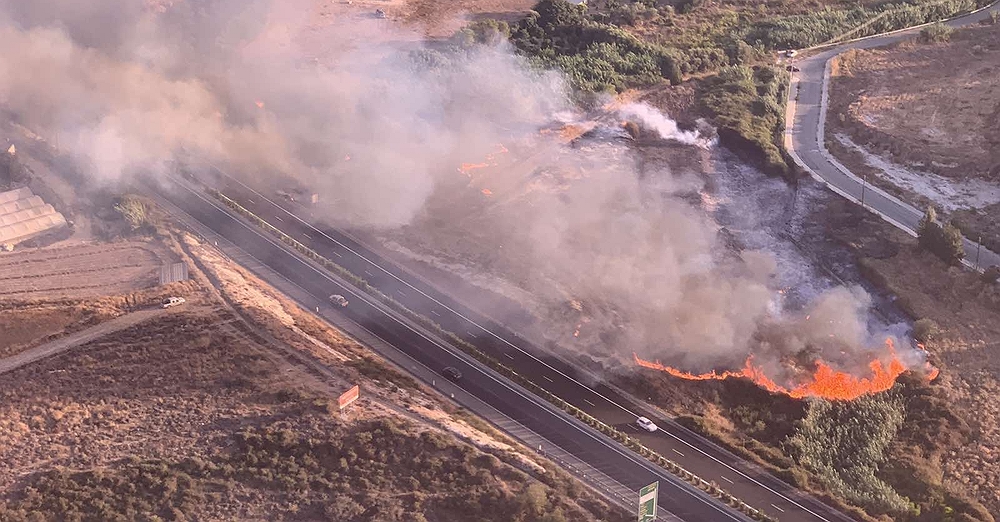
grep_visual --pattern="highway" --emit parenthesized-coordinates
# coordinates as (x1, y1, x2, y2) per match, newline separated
(786, 1, 1000, 271)
(152, 173, 752, 522)
(198, 168, 856, 522)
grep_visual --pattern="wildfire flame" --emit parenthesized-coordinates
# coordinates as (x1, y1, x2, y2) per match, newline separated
(481, 189, 493, 196)
(457, 143, 508, 177)
(634, 339, 935, 401)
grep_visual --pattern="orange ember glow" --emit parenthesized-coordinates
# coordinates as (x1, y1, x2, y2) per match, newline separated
(481, 189, 493, 196)
(457, 143, 508, 177)
(633, 339, 934, 401)
(255, 100, 265, 109)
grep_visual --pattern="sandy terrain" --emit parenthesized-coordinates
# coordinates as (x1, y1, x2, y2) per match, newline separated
(829, 26, 1000, 181)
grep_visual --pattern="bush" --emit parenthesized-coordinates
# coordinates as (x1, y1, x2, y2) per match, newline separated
(917, 207, 966, 264)
(114, 194, 152, 232)
(912, 318, 940, 343)
(699, 65, 793, 178)
(919, 23, 953, 43)
(983, 265, 1000, 283)
(786, 392, 913, 516)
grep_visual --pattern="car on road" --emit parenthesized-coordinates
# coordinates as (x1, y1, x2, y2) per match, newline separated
(161, 296, 186, 309)
(276, 190, 295, 202)
(442, 366, 462, 381)
(784, 49, 798, 58)
(636, 416, 658, 432)
(329, 294, 349, 307)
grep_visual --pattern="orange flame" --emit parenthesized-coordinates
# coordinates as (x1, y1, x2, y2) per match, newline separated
(457, 143, 508, 177)
(633, 339, 933, 401)
(459, 162, 489, 176)
(481, 189, 493, 196)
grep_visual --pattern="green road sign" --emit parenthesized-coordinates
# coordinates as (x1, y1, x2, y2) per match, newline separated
(638, 481, 658, 522)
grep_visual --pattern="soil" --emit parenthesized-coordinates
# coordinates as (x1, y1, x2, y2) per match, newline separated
(828, 27, 1000, 181)
(0, 242, 171, 300)
(826, 24, 1000, 252)
(0, 220, 622, 521)
(820, 196, 1000, 514)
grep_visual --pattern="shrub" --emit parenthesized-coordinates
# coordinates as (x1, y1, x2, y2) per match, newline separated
(917, 207, 966, 264)
(983, 265, 1000, 283)
(786, 392, 913, 516)
(114, 194, 152, 231)
(919, 23, 954, 43)
(912, 318, 940, 343)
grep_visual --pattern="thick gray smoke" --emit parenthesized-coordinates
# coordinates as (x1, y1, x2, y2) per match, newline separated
(0, 0, 907, 375)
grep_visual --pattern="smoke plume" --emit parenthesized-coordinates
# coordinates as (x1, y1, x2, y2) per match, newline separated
(0, 0, 915, 381)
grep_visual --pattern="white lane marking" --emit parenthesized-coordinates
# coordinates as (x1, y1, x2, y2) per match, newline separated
(672, 448, 685, 458)
(468, 331, 477, 338)
(543, 375, 554, 383)
(364, 270, 374, 277)
(332, 251, 342, 258)
(430, 310, 441, 317)
(302, 232, 311, 239)
(721, 475, 734, 484)
(772, 504, 786, 513)
(274, 215, 283, 222)
(172, 176, 733, 521)
(397, 289, 406, 297)
(215, 170, 818, 520)
(584, 399, 596, 407)
(504, 353, 515, 360)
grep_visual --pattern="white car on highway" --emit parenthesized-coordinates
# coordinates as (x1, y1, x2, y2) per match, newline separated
(329, 294, 349, 307)
(636, 416, 659, 433)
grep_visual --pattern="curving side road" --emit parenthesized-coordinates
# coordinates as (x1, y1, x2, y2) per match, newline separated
(785, 1, 1000, 271)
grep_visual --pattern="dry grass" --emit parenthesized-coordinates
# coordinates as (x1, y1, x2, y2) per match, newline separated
(0, 220, 625, 521)
(829, 27, 1000, 181)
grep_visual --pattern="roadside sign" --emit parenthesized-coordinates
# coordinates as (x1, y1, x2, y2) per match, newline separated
(638, 481, 658, 522)
(338, 385, 360, 411)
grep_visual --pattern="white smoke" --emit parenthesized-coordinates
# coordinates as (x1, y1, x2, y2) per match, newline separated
(618, 102, 714, 149)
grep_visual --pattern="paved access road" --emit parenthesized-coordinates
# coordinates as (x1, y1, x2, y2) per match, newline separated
(786, 1, 1000, 271)
(205, 169, 856, 522)
(152, 174, 755, 522)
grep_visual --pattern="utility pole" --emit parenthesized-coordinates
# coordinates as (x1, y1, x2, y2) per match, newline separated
(860, 174, 867, 208)
(976, 236, 982, 270)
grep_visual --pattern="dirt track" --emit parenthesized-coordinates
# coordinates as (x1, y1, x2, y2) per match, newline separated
(0, 242, 169, 300)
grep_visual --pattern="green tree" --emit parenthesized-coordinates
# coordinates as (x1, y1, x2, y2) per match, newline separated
(918, 206, 965, 264)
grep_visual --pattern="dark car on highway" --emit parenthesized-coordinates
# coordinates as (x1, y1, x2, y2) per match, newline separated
(442, 367, 462, 381)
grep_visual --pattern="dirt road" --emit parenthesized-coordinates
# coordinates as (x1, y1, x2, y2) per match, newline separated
(0, 307, 167, 375)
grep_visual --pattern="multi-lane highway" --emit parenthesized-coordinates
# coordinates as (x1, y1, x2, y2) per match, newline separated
(153, 173, 754, 522)
(191, 168, 856, 522)
(786, 1, 1000, 271)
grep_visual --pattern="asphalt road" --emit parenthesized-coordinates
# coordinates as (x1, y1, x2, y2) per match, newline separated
(787, 1, 1000, 271)
(152, 174, 753, 522)
(204, 169, 856, 522)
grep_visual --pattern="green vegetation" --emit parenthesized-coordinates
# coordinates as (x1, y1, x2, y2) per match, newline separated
(0, 418, 621, 522)
(113, 194, 152, 232)
(699, 65, 793, 177)
(918, 207, 966, 265)
(919, 23, 954, 43)
(505, 0, 686, 95)
(787, 392, 913, 516)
